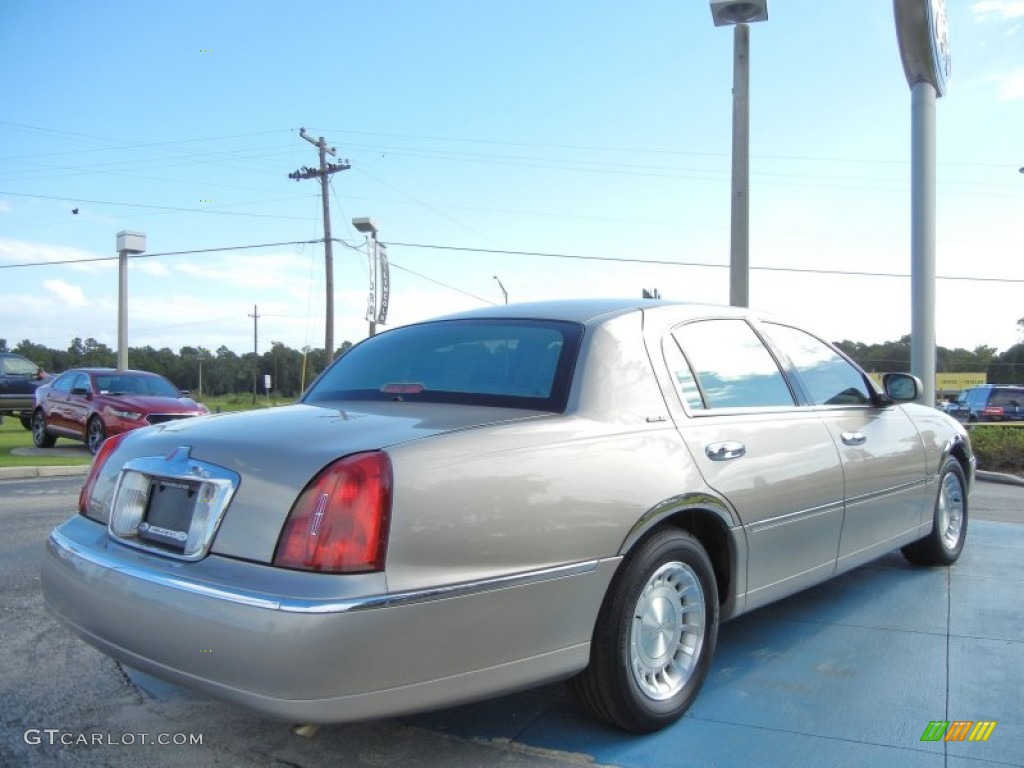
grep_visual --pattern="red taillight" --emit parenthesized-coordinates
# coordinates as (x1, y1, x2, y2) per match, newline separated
(273, 452, 392, 573)
(983, 406, 1004, 418)
(78, 432, 130, 514)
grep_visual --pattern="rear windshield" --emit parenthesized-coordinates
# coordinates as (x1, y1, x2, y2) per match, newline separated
(303, 319, 582, 412)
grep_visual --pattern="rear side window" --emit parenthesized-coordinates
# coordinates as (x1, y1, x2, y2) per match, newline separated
(304, 319, 582, 412)
(990, 389, 1024, 407)
(672, 319, 794, 409)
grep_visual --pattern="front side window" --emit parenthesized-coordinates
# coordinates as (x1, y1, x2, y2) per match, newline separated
(304, 319, 583, 412)
(764, 323, 871, 406)
(672, 320, 794, 409)
(51, 373, 77, 394)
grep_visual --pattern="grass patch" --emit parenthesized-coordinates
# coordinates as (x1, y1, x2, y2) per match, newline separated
(0, 396, 295, 470)
(0, 417, 92, 468)
(968, 425, 1024, 477)
(199, 393, 295, 413)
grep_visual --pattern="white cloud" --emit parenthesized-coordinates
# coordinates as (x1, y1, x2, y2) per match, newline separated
(971, 0, 1024, 20)
(994, 69, 1024, 99)
(0, 201, 11, 213)
(43, 279, 90, 308)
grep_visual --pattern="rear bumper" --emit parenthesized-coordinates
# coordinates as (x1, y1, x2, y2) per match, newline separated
(42, 516, 614, 723)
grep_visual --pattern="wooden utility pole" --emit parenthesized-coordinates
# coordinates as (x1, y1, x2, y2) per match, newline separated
(289, 128, 350, 362)
(249, 304, 260, 404)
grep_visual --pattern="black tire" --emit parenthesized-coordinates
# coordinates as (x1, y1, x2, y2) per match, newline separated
(31, 409, 56, 448)
(902, 457, 968, 566)
(19, 413, 32, 431)
(569, 528, 719, 733)
(85, 417, 107, 455)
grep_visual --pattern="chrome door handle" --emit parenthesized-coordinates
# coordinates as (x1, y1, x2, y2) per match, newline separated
(841, 431, 866, 446)
(705, 442, 746, 461)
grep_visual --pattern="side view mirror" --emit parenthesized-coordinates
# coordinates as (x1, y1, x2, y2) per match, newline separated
(882, 373, 922, 402)
(71, 386, 90, 397)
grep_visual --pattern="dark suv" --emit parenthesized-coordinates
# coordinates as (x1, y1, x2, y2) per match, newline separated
(0, 352, 51, 429)
(950, 385, 1024, 423)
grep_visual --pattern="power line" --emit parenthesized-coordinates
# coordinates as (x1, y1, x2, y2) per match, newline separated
(0, 190, 315, 221)
(384, 241, 1024, 284)
(3, 235, 1022, 287)
(0, 239, 322, 269)
(387, 261, 496, 306)
(323, 127, 1015, 170)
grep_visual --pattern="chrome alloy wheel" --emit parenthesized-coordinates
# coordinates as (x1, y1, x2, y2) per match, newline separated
(629, 561, 706, 701)
(937, 469, 965, 551)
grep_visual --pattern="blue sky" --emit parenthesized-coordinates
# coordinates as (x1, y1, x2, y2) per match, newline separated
(1, 0, 1022, 357)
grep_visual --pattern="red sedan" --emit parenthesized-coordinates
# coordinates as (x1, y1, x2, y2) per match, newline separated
(32, 368, 209, 454)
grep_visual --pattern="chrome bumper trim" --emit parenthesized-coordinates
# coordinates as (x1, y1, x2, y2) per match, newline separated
(47, 528, 603, 615)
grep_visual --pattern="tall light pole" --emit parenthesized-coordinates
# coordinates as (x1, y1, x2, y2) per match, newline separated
(493, 275, 508, 304)
(710, 0, 768, 308)
(114, 230, 146, 370)
(353, 217, 380, 337)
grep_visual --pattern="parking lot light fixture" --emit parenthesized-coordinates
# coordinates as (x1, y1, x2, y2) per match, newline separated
(114, 230, 146, 370)
(352, 218, 380, 337)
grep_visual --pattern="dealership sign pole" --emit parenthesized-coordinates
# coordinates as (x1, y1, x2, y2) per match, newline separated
(894, 0, 950, 408)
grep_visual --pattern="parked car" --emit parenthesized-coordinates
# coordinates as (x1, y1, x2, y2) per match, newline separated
(32, 368, 209, 454)
(947, 384, 1024, 423)
(0, 351, 51, 429)
(42, 300, 973, 733)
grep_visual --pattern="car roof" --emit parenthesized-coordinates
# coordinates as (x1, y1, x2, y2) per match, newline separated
(62, 368, 162, 377)
(431, 298, 756, 326)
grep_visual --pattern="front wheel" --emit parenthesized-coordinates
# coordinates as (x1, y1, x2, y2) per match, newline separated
(85, 416, 107, 455)
(569, 528, 719, 733)
(902, 457, 968, 566)
(31, 410, 56, 448)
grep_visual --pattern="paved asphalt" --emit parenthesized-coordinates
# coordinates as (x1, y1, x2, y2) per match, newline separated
(1, 465, 1021, 767)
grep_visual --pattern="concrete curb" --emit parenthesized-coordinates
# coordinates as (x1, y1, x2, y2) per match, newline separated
(0, 465, 90, 481)
(976, 469, 1024, 487)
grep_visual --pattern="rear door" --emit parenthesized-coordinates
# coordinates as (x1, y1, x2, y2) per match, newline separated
(657, 318, 846, 611)
(62, 372, 95, 437)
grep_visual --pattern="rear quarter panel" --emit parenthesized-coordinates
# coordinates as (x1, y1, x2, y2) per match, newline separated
(384, 312, 712, 593)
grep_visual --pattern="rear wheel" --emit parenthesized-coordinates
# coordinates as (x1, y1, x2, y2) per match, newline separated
(31, 409, 56, 448)
(902, 458, 968, 566)
(85, 417, 107, 455)
(19, 413, 31, 430)
(569, 528, 719, 733)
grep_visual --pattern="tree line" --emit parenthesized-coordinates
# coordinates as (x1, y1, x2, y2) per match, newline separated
(0, 337, 353, 399)
(834, 336, 1024, 385)
(2, 333, 1021, 400)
